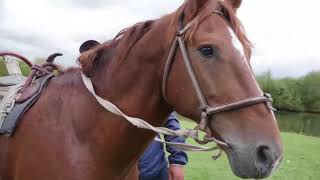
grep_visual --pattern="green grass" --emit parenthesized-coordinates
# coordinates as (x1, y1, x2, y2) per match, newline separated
(178, 120, 320, 180)
(0, 57, 31, 76)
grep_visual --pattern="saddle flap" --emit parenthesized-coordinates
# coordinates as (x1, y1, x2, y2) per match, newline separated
(0, 74, 54, 136)
(15, 79, 41, 103)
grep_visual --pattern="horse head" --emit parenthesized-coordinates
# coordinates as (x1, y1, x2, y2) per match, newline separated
(163, 0, 283, 178)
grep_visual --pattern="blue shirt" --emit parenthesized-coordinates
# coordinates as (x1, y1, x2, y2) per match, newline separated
(138, 113, 188, 177)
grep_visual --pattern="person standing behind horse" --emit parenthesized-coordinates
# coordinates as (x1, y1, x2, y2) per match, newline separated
(138, 113, 188, 180)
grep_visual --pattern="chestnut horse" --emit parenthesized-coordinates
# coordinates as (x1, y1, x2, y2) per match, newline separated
(0, 0, 283, 179)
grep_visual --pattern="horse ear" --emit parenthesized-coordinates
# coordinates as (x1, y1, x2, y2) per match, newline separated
(184, 0, 208, 17)
(224, 0, 242, 10)
(79, 40, 101, 53)
(78, 40, 103, 76)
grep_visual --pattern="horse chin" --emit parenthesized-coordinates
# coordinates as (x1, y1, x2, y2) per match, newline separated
(225, 148, 279, 179)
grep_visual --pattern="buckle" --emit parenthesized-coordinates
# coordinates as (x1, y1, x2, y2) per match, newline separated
(263, 93, 277, 111)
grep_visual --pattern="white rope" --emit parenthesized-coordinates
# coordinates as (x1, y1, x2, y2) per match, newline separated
(154, 137, 219, 152)
(0, 81, 24, 128)
(81, 72, 220, 152)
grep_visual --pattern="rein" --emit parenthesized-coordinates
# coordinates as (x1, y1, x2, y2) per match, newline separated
(81, 10, 275, 159)
(81, 73, 223, 154)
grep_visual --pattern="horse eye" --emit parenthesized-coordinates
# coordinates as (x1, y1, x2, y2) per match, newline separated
(199, 46, 215, 58)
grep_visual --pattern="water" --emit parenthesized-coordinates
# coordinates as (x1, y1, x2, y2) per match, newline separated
(276, 112, 320, 137)
(179, 112, 320, 137)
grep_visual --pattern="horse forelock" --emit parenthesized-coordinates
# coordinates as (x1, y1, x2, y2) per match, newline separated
(218, 1, 253, 59)
(167, 0, 252, 59)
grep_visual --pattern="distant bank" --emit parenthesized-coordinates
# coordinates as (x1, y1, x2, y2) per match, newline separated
(257, 71, 320, 113)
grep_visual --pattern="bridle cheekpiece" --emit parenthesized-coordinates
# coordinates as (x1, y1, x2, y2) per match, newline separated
(162, 10, 275, 147)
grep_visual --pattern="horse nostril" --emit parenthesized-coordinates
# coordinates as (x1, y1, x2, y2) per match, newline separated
(256, 145, 274, 168)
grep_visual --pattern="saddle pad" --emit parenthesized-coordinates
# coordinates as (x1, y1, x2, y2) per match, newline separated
(0, 74, 54, 136)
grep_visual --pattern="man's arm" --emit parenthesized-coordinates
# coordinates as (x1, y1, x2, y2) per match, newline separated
(164, 113, 188, 180)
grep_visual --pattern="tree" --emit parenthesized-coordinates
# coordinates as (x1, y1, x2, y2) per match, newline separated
(256, 70, 320, 113)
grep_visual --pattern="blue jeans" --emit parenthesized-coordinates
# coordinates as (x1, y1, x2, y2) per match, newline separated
(139, 167, 168, 180)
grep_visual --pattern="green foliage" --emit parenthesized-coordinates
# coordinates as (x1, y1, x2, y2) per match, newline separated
(19, 61, 31, 76)
(257, 71, 320, 113)
(0, 57, 31, 76)
(300, 71, 320, 112)
(0, 57, 9, 76)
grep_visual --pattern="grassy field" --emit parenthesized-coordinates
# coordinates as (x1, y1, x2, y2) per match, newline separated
(179, 120, 320, 180)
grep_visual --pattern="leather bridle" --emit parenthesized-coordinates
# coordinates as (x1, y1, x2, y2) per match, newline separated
(162, 11, 275, 146)
(78, 8, 276, 154)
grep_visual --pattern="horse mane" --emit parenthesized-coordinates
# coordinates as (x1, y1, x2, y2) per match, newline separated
(78, 0, 252, 76)
(78, 20, 154, 76)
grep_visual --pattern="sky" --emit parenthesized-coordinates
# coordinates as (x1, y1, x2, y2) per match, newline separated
(0, 0, 319, 77)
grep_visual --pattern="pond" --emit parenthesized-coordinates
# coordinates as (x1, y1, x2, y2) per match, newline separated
(179, 111, 320, 138)
(276, 112, 320, 137)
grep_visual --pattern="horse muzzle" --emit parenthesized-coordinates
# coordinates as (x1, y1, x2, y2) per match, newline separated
(225, 142, 283, 179)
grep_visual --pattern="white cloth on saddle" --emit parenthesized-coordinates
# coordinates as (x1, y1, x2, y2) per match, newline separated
(0, 81, 25, 128)
(0, 58, 26, 128)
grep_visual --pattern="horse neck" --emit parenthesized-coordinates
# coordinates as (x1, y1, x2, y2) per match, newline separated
(85, 17, 174, 175)
(92, 18, 173, 127)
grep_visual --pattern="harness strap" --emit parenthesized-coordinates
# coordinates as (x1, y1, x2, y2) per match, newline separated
(177, 36, 208, 110)
(162, 37, 179, 102)
(207, 94, 275, 114)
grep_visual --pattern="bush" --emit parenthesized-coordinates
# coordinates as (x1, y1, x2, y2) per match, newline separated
(256, 71, 320, 113)
(300, 71, 320, 112)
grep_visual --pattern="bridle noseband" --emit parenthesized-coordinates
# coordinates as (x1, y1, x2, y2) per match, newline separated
(162, 11, 275, 146)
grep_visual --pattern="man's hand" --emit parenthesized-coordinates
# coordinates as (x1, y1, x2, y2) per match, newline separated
(169, 165, 184, 180)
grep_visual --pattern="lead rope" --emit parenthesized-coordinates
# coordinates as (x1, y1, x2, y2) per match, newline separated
(81, 73, 223, 155)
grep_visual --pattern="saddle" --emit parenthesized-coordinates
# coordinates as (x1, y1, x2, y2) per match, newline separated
(0, 53, 63, 136)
